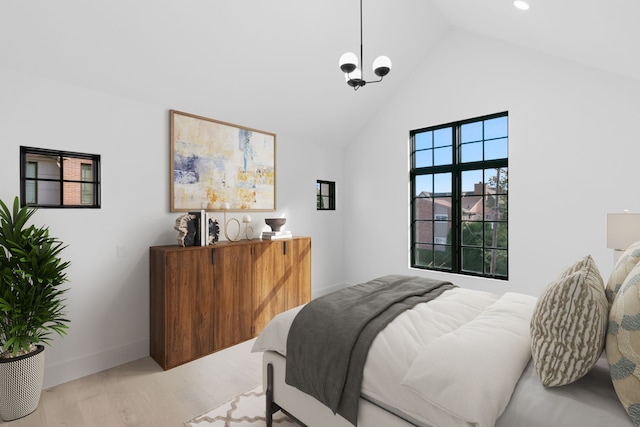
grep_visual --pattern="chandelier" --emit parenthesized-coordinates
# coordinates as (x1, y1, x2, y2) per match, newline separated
(338, 0, 392, 90)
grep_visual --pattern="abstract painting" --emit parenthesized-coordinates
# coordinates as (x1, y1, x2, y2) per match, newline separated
(170, 110, 276, 211)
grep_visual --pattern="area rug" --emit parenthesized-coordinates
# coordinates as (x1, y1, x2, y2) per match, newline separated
(185, 386, 299, 426)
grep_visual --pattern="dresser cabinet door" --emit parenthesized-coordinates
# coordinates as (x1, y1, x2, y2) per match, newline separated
(252, 241, 286, 335)
(164, 249, 215, 369)
(283, 238, 312, 310)
(212, 244, 253, 349)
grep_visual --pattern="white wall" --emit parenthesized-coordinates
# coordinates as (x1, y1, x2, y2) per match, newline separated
(343, 29, 640, 296)
(0, 66, 346, 387)
(4, 24, 640, 389)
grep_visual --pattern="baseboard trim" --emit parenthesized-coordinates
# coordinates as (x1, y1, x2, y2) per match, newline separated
(43, 339, 149, 389)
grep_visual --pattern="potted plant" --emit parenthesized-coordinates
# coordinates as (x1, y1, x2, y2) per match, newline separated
(0, 197, 70, 421)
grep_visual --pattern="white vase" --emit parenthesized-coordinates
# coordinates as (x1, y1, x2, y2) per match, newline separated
(0, 345, 45, 421)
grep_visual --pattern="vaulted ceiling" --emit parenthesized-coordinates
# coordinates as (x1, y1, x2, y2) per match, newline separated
(1, 1, 638, 146)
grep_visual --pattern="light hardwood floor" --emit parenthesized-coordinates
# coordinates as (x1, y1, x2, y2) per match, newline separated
(1, 339, 262, 427)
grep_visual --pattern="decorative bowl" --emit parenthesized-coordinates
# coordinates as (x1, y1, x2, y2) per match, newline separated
(265, 218, 286, 232)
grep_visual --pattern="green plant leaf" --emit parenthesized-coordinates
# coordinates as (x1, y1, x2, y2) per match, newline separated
(0, 196, 71, 357)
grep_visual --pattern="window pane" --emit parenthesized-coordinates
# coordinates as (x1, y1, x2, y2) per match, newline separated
(26, 162, 37, 178)
(433, 197, 450, 235)
(433, 198, 450, 220)
(26, 153, 60, 180)
(462, 247, 483, 274)
(414, 195, 432, 221)
(497, 195, 508, 219)
(63, 182, 83, 205)
(414, 243, 433, 267)
(26, 180, 37, 204)
(433, 173, 451, 194)
(484, 222, 508, 249)
(485, 168, 508, 194)
(486, 249, 508, 277)
(415, 174, 433, 195)
(484, 222, 496, 246)
(415, 131, 432, 151)
(415, 149, 433, 168)
(37, 181, 61, 205)
(433, 245, 452, 269)
(433, 146, 452, 166)
(26, 162, 37, 204)
(462, 221, 482, 246)
(485, 137, 508, 160)
(81, 164, 93, 204)
(433, 127, 452, 148)
(318, 196, 329, 209)
(414, 221, 433, 243)
(62, 158, 87, 180)
(461, 170, 484, 194)
(81, 185, 94, 204)
(461, 121, 482, 143)
(461, 142, 482, 163)
(461, 196, 481, 220)
(433, 219, 450, 245)
(484, 116, 508, 140)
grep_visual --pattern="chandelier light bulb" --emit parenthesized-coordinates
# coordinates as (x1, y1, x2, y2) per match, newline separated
(346, 68, 363, 87)
(339, 52, 358, 73)
(372, 55, 392, 77)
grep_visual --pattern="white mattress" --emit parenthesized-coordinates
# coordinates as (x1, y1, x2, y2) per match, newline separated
(253, 287, 632, 427)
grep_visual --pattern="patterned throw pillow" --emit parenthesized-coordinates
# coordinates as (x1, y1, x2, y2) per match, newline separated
(606, 240, 640, 308)
(607, 262, 640, 426)
(557, 254, 595, 278)
(530, 255, 608, 387)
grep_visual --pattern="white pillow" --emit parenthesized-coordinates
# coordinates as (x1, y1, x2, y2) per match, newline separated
(401, 293, 536, 427)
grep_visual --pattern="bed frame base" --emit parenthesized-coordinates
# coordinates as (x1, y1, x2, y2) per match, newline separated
(266, 362, 308, 427)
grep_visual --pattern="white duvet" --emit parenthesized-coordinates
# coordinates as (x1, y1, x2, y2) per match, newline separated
(252, 287, 537, 427)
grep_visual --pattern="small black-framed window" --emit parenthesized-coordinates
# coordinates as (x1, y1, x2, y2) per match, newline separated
(20, 146, 101, 208)
(316, 180, 335, 210)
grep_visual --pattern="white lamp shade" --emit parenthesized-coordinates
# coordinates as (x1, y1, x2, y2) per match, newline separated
(607, 212, 640, 250)
(339, 52, 358, 73)
(372, 55, 392, 77)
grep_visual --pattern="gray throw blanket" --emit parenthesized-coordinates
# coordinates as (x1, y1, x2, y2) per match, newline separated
(285, 274, 456, 426)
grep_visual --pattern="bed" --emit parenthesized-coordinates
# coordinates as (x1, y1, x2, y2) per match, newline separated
(252, 257, 640, 427)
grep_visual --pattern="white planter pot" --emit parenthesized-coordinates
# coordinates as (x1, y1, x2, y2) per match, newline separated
(0, 345, 45, 421)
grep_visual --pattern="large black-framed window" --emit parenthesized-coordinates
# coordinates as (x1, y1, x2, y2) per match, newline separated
(410, 112, 508, 279)
(20, 146, 101, 208)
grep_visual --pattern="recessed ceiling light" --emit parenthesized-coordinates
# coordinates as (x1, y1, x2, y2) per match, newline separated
(514, 1, 530, 10)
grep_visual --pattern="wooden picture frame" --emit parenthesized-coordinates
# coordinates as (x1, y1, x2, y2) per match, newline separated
(170, 110, 276, 212)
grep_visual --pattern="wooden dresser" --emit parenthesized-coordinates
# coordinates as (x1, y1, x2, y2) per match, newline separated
(149, 236, 311, 370)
